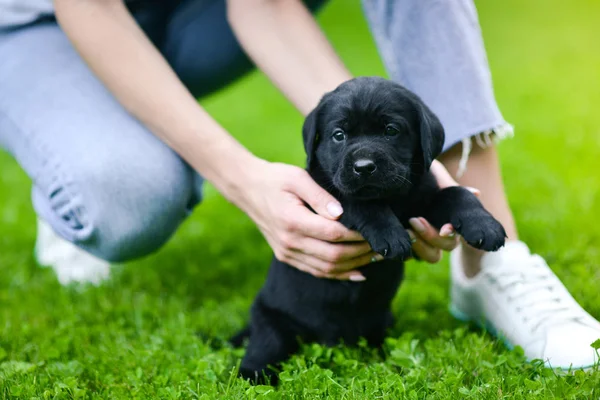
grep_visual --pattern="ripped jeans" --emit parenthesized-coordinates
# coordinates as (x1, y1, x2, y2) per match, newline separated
(0, 0, 512, 262)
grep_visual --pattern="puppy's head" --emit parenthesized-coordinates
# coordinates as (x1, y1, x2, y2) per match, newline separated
(303, 77, 445, 200)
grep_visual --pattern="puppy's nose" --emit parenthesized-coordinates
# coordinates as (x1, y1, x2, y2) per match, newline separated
(353, 159, 377, 175)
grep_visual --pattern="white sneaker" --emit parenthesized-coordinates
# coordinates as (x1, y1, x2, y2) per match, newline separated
(35, 218, 111, 286)
(450, 240, 600, 370)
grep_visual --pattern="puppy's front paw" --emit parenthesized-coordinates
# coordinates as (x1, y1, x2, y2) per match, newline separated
(366, 227, 413, 260)
(452, 209, 507, 251)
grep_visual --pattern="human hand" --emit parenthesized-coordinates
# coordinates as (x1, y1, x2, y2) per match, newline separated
(241, 160, 381, 281)
(405, 160, 481, 263)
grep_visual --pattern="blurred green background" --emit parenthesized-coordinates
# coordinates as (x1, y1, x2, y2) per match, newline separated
(0, 0, 599, 397)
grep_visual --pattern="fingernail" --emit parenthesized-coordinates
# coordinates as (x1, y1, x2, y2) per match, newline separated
(439, 225, 454, 237)
(350, 274, 366, 282)
(407, 230, 418, 243)
(371, 254, 384, 263)
(465, 187, 481, 197)
(327, 202, 343, 218)
(409, 218, 426, 234)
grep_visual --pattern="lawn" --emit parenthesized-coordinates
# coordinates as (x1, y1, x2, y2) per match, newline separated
(1, 0, 600, 398)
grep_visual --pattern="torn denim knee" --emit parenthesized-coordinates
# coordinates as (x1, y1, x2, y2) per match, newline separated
(32, 167, 95, 245)
(46, 182, 90, 233)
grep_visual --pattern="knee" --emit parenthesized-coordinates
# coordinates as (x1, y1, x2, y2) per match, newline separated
(36, 149, 202, 263)
(87, 154, 202, 262)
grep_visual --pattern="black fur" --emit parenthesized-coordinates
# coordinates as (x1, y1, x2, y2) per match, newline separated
(232, 77, 506, 384)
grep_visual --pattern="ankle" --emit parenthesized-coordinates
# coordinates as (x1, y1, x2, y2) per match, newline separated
(459, 243, 485, 278)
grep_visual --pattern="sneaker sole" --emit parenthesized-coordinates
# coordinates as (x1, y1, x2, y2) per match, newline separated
(448, 303, 598, 372)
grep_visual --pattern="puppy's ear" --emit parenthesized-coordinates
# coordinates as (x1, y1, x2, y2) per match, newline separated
(417, 103, 445, 172)
(302, 107, 320, 169)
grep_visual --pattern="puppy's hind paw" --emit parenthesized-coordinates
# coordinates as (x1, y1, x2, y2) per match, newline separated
(239, 366, 279, 386)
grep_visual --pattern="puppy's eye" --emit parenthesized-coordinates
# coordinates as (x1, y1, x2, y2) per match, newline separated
(332, 129, 346, 143)
(385, 124, 400, 136)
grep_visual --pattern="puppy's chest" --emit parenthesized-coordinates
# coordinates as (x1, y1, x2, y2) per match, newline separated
(332, 261, 405, 311)
(267, 260, 403, 315)
(342, 200, 418, 230)
(393, 208, 417, 228)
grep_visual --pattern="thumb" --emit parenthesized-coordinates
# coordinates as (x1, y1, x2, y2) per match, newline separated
(292, 171, 343, 220)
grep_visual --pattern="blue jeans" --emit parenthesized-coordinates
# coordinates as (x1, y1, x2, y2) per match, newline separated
(0, 0, 511, 262)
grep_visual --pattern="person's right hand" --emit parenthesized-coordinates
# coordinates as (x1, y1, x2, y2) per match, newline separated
(403, 160, 481, 263)
(239, 160, 382, 281)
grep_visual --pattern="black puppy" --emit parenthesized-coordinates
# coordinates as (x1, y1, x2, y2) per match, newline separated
(232, 77, 506, 384)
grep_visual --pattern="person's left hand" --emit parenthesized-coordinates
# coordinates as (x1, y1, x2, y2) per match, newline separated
(405, 160, 481, 263)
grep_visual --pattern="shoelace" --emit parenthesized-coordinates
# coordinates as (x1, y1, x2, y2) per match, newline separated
(483, 254, 580, 333)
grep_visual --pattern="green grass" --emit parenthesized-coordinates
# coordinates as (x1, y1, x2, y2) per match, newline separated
(1, 0, 600, 398)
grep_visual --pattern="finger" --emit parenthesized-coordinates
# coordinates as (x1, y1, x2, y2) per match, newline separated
(295, 237, 373, 262)
(285, 254, 367, 281)
(334, 271, 370, 282)
(290, 249, 383, 275)
(289, 169, 345, 220)
(409, 217, 459, 251)
(429, 160, 481, 197)
(290, 206, 365, 242)
(430, 160, 459, 189)
(407, 230, 443, 263)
